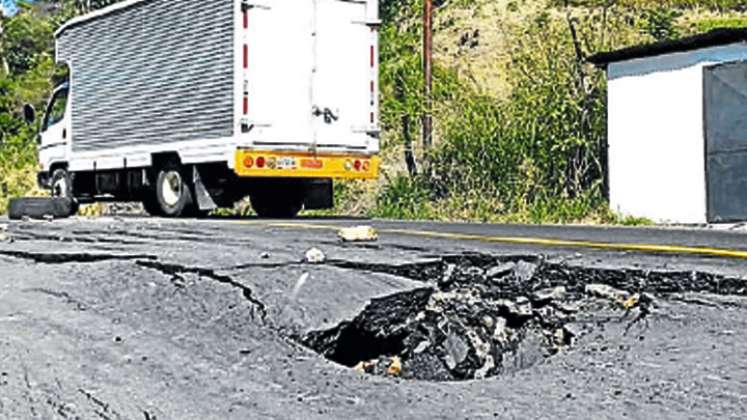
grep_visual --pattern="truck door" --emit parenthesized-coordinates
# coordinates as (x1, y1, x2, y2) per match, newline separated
(243, 1, 314, 147)
(311, 0, 376, 151)
(39, 86, 70, 169)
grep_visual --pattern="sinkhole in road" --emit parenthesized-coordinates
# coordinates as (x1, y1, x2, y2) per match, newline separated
(302, 253, 746, 382)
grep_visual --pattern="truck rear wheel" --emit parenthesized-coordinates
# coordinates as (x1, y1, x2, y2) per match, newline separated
(250, 188, 303, 219)
(155, 164, 195, 218)
(141, 195, 163, 217)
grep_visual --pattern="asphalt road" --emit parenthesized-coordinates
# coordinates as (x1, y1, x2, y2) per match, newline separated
(1, 216, 746, 419)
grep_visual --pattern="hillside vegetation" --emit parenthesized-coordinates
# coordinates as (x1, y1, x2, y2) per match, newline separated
(2, 0, 747, 222)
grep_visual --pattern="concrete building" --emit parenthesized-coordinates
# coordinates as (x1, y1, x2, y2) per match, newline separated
(590, 29, 747, 224)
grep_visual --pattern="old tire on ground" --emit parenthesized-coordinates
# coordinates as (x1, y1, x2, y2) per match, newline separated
(155, 163, 195, 218)
(8, 197, 77, 220)
(250, 188, 303, 219)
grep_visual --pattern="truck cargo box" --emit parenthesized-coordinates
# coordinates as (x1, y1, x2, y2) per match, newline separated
(53, 0, 380, 171)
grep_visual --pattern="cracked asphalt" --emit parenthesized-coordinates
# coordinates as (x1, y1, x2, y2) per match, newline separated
(1, 216, 746, 419)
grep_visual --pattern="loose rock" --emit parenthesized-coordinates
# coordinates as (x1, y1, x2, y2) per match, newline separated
(338, 226, 378, 243)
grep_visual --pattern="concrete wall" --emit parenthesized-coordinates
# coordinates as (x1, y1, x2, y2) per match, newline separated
(606, 42, 747, 224)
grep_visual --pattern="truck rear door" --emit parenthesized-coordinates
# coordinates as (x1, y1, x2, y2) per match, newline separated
(311, 0, 376, 151)
(244, 1, 313, 147)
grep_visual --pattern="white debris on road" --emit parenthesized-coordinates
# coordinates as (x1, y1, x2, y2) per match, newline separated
(338, 226, 378, 243)
(304, 248, 326, 264)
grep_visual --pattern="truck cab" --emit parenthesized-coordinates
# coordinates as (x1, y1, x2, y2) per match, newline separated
(36, 83, 72, 196)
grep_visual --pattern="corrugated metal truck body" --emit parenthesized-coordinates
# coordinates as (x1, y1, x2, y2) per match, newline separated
(35, 0, 380, 217)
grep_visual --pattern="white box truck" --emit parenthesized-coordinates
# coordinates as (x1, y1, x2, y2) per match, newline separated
(24, 0, 381, 218)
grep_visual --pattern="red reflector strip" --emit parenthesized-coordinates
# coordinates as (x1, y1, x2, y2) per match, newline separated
(370, 46, 375, 68)
(243, 10, 248, 29)
(370, 112, 375, 123)
(243, 45, 248, 69)
(243, 96, 249, 115)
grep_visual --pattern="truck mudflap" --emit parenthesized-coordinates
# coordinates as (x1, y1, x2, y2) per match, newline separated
(234, 150, 379, 180)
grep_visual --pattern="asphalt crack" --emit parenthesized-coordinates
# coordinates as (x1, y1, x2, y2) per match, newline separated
(0, 250, 157, 264)
(135, 260, 268, 321)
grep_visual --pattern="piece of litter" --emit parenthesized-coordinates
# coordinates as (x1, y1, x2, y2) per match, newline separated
(353, 361, 374, 374)
(260, 252, 270, 259)
(623, 294, 640, 310)
(338, 226, 378, 243)
(304, 248, 326, 264)
(387, 356, 402, 376)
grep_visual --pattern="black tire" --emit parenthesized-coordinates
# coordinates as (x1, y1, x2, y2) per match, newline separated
(155, 162, 195, 218)
(141, 193, 163, 217)
(8, 197, 76, 220)
(50, 168, 79, 215)
(250, 187, 303, 219)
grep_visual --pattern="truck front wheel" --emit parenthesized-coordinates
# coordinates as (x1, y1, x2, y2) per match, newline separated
(50, 168, 79, 215)
(51, 168, 74, 199)
(155, 164, 195, 218)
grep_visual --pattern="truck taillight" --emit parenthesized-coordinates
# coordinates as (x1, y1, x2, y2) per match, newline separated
(256, 156, 266, 168)
(362, 161, 371, 171)
(244, 156, 254, 168)
(354, 160, 362, 171)
(344, 160, 353, 171)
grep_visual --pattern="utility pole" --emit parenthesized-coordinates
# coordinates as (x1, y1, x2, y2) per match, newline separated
(422, 0, 433, 151)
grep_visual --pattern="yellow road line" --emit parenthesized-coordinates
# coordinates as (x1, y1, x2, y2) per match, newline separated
(246, 222, 747, 261)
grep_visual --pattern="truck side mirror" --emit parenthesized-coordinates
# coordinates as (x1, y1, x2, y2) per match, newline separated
(23, 104, 36, 125)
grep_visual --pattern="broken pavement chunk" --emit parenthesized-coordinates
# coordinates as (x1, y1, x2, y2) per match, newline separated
(585, 284, 630, 302)
(304, 248, 326, 264)
(485, 262, 516, 279)
(531, 286, 567, 305)
(443, 332, 470, 370)
(514, 261, 538, 282)
(338, 226, 378, 243)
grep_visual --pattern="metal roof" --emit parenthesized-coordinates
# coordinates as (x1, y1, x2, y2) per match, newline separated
(588, 28, 747, 68)
(55, 0, 154, 38)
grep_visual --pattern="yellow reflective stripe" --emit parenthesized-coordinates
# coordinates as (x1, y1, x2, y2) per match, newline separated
(249, 222, 747, 261)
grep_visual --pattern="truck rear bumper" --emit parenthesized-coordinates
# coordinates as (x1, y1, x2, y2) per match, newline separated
(233, 149, 379, 180)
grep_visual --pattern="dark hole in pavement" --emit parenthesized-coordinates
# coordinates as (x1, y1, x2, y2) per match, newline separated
(303, 254, 747, 382)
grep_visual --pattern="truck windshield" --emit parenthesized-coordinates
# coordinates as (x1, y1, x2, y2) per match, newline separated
(43, 88, 69, 131)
